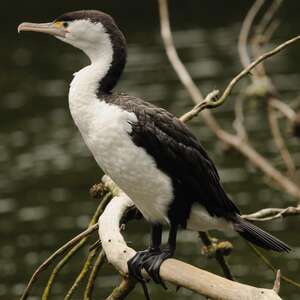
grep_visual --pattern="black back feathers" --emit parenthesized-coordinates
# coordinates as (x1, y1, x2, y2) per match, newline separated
(103, 93, 240, 226)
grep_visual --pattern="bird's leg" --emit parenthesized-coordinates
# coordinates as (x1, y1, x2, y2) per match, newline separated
(143, 223, 178, 288)
(127, 224, 162, 282)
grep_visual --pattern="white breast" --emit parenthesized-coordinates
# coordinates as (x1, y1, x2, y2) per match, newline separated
(69, 66, 173, 224)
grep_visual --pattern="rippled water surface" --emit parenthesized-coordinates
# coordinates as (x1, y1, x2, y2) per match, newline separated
(1, 1, 300, 299)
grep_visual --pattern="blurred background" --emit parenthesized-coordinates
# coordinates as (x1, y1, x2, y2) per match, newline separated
(1, 0, 299, 299)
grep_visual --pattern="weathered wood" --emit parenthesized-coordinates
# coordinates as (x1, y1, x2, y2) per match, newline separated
(98, 176, 282, 300)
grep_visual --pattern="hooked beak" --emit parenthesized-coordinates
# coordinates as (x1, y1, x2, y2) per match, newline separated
(17, 22, 67, 38)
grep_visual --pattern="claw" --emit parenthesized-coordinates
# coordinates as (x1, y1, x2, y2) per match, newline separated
(127, 250, 148, 282)
(142, 246, 173, 289)
(128, 246, 173, 292)
(128, 249, 155, 300)
(127, 248, 159, 281)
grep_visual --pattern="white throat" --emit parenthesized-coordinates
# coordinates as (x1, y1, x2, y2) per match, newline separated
(68, 28, 113, 131)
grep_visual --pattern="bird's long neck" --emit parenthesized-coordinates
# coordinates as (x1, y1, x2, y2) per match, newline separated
(69, 54, 113, 106)
(96, 27, 127, 94)
(86, 24, 127, 95)
(70, 30, 126, 96)
(69, 28, 126, 132)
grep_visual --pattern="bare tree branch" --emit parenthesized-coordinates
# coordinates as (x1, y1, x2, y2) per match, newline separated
(210, 35, 300, 110)
(21, 189, 112, 300)
(248, 243, 300, 289)
(84, 250, 106, 300)
(238, 0, 265, 70)
(20, 224, 98, 300)
(180, 90, 219, 122)
(267, 98, 296, 176)
(240, 0, 297, 177)
(242, 205, 300, 222)
(64, 248, 100, 300)
(251, 0, 283, 76)
(158, 0, 300, 201)
(98, 176, 283, 300)
(273, 270, 281, 294)
(233, 93, 249, 141)
(105, 278, 137, 300)
(271, 99, 296, 121)
(254, 0, 283, 38)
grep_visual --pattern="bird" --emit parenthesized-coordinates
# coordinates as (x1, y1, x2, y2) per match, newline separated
(18, 10, 290, 287)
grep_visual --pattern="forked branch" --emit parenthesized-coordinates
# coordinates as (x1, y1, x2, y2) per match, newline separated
(158, 0, 300, 201)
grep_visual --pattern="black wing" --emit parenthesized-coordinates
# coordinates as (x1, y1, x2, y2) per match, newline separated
(105, 94, 240, 222)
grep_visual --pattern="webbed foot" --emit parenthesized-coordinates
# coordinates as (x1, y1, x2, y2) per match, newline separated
(143, 245, 174, 289)
(127, 248, 160, 282)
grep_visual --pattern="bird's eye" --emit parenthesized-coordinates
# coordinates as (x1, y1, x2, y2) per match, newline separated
(62, 22, 69, 28)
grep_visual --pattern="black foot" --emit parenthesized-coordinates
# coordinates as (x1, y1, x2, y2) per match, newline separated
(143, 246, 174, 289)
(127, 248, 158, 282)
(128, 249, 161, 300)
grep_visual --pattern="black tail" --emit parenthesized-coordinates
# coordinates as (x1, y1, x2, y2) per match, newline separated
(233, 215, 291, 252)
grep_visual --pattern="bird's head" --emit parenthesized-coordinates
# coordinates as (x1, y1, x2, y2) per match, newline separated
(18, 10, 127, 92)
(18, 10, 126, 61)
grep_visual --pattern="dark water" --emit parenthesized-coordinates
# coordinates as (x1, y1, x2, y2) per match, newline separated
(1, 1, 299, 299)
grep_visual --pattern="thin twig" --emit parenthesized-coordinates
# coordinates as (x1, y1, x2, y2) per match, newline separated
(42, 238, 87, 300)
(180, 90, 219, 123)
(273, 270, 281, 294)
(254, 0, 283, 39)
(42, 192, 112, 300)
(158, 0, 203, 102)
(84, 250, 106, 300)
(242, 205, 300, 222)
(177, 33, 300, 120)
(158, 0, 300, 200)
(235, 1, 276, 145)
(238, 0, 265, 69)
(206, 35, 300, 110)
(267, 98, 296, 176)
(64, 248, 100, 300)
(20, 224, 98, 300)
(271, 99, 296, 121)
(241, 0, 296, 179)
(248, 243, 300, 289)
(233, 93, 248, 141)
(263, 19, 280, 44)
(250, 1, 283, 77)
(105, 277, 137, 300)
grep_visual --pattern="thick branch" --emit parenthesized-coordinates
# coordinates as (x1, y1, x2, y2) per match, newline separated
(98, 176, 282, 300)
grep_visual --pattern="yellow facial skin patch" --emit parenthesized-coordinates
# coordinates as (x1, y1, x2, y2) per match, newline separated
(54, 21, 64, 28)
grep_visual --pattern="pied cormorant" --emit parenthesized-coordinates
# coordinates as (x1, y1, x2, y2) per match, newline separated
(18, 10, 290, 286)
